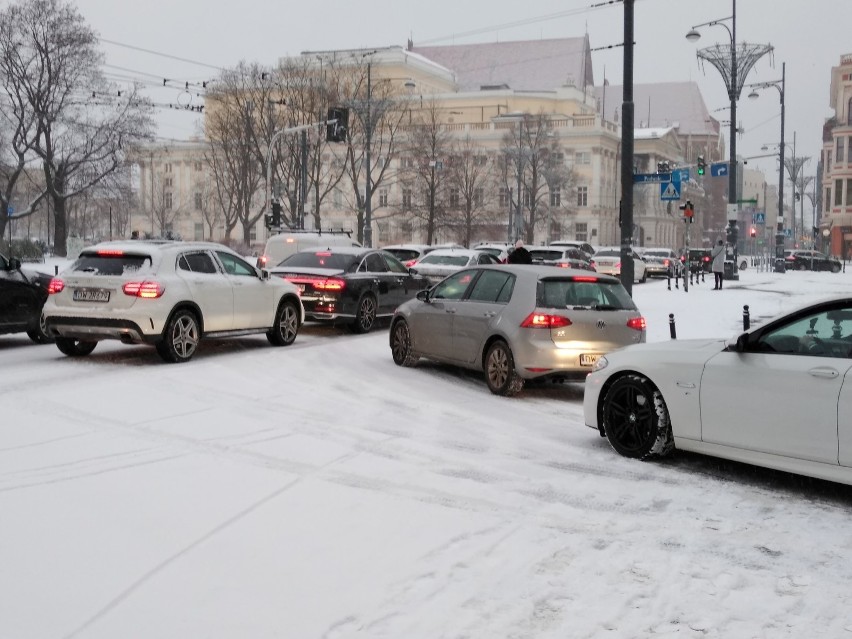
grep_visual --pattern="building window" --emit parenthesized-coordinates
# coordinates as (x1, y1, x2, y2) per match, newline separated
(577, 186, 588, 207)
(164, 177, 173, 187)
(575, 151, 591, 165)
(402, 189, 412, 209)
(194, 161, 203, 171)
(523, 188, 531, 207)
(194, 193, 202, 210)
(576, 222, 588, 242)
(848, 98, 852, 126)
(194, 223, 203, 240)
(499, 188, 510, 208)
(475, 155, 488, 167)
(836, 179, 843, 206)
(474, 188, 483, 207)
(164, 162, 173, 173)
(550, 188, 561, 207)
(333, 188, 342, 207)
(837, 137, 845, 163)
(826, 149, 832, 173)
(449, 188, 459, 208)
(165, 192, 173, 209)
(402, 156, 414, 168)
(826, 188, 831, 212)
(847, 179, 852, 207)
(378, 189, 388, 207)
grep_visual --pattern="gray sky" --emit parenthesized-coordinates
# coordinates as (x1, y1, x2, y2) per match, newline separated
(74, 0, 851, 189)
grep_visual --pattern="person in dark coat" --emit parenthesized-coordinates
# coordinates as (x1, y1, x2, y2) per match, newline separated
(507, 239, 532, 264)
(711, 239, 725, 289)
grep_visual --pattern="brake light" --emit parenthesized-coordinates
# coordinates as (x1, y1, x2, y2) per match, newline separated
(703, 256, 710, 262)
(315, 251, 332, 256)
(47, 278, 65, 294)
(314, 278, 345, 291)
(558, 263, 569, 268)
(572, 276, 599, 282)
(123, 281, 165, 298)
(663, 259, 670, 267)
(258, 255, 268, 266)
(405, 259, 417, 267)
(97, 249, 124, 256)
(521, 312, 572, 329)
(626, 316, 647, 331)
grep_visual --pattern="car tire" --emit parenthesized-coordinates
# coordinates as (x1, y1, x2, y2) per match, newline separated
(832, 264, 841, 273)
(601, 374, 673, 459)
(797, 263, 807, 271)
(157, 309, 200, 363)
(27, 312, 54, 344)
(349, 294, 377, 334)
(267, 299, 300, 346)
(639, 268, 647, 283)
(390, 319, 418, 367)
(55, 337, 97, 357)
(484, 340, 523, 396)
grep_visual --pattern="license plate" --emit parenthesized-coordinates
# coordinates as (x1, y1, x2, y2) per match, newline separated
(73, 288, 110, 303)
(580, 353, 601, 367)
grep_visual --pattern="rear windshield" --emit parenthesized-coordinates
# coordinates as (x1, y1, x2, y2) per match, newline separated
(529, 249, 563, 261)
(418, 254, 470, 266)
(383, 249, 419, 262)
(537, 278, 637, 311)
(277, 251, 356, 270)
(71, 253, 152, 276)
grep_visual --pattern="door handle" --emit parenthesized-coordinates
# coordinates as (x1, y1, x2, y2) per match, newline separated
(445, 308, 456, 314)
(483, 311, 497, 317)
(809, 367, 839, 379)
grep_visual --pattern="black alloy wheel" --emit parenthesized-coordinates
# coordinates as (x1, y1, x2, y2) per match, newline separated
(484, 340, 523, 396)
(157, 309, 200, 363)
(350, 294, 377, 334)
(55, 337, 97, 357)
(267, 299, 300, 346)
(601, 374, 673, 459)
(390, 319, 418, 367)
(27, 312, 54, 344)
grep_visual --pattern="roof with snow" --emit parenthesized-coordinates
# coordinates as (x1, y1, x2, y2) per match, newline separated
(410, 36, 594, 92)
(595, 82, 720, 137)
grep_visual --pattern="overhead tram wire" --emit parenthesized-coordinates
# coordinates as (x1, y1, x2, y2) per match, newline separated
(99, 38, 225, 72)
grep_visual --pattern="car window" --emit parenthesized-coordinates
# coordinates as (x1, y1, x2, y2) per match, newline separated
(71, 252, 152, 276)
(278, 251, 355, 270)
(467, 270, 513, 303)
(382, 253, 409, 274)
(216, 251, 256, 277)
(179, 252, 219, 274)
(529, 250, 562, 262)
(432, 269, 476, 300)
(538, 278, 637, 310)
(383, 248, 419, 263)
(418, 254, 471, 267)
(757, 306, 852, 358)
(478, 253, 499, 265)
(363, 252, 388, 273)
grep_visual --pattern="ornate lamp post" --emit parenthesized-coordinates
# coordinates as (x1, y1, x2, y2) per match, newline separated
(686, 0, 772, 278)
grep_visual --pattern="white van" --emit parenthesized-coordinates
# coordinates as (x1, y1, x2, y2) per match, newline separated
(259, 231, 361, 268)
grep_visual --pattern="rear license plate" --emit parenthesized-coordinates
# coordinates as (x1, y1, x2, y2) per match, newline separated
(580, 353, 601, 367)
(73, 288, 110, 303)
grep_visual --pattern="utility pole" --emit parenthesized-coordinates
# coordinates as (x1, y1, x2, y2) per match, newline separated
(620, 0, 635, 294)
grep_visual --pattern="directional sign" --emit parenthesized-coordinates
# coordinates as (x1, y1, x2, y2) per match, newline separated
(752, 212, 766, 224)
(710, 162, 728, 177)
(660, 180, 681, 201)
(633, 173, 672, 184)
(672, 168, 690, 182)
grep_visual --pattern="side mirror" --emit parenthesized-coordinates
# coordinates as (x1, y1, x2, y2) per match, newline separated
(416, 289, 431, 303)
(733, 333, 749, 353)
(8, 257, 21, 271)
(259, 268, 270, 280)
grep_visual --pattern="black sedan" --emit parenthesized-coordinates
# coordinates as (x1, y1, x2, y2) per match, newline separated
(785, 250, 842, 272)
(0, 252, 52, 343)
(269, 247, 430, 333)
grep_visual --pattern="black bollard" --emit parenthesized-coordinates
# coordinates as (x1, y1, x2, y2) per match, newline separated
(743, 305, 750, 331)
(54, 265, 59, 275)
(669, 313, 677, 340)
(666, 272, 671, 291)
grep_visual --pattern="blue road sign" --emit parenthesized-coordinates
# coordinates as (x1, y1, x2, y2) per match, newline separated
(660, 180, 681, 201)
(784, 228, 792, 238)
(672, 168, 690, 182)
(752, 212, 766, 224)
(633, 173, 672, 184)
(6, 204, 13, 216)
(710, 162, 728, 177)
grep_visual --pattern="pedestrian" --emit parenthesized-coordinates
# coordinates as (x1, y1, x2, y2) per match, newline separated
(507, 239, 532, 264)
(711, 239, 725, 290)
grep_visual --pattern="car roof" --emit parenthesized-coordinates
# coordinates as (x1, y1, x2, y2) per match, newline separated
(80, 240, 236, 255)
(381, 244, 431, 251)
(471, 263, 622, 283)
(421, 248, 482, 257)
(295, 245, 372, 256)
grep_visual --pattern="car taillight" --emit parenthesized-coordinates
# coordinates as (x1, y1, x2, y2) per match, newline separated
(97, 249, 124, 256)
(313, 278, 345, 291)
(405, 259, 417, 267)
(258, 255, 268, 266)
(572, 276, 598, 282)
(663, 259, 670, 267)
(703, 256, 710, 262)
(47, 278, 65, 294)
(626, 316, 646, 331)
(123, 281, 165, 298)
(520, 312, 572, 329)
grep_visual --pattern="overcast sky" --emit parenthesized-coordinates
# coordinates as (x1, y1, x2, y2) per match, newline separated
(73, 0, 851, 189)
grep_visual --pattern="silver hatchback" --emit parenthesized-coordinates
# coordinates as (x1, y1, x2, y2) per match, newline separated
(389, 264, 646, 395)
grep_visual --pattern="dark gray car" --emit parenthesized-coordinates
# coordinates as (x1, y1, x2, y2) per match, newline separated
(389, 264, 646, 395)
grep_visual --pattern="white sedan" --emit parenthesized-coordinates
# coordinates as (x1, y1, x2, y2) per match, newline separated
(590, 248, 647, 283)
(43, 240, 304, 363)
(583, 296, 852, 486)
(411, 248, 502, 285)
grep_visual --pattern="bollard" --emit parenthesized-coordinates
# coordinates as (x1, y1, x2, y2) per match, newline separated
(669, 313, 677, 340)
(743, 305, 750, 331)
(666, 272, 671, 291)
(54, 265, 59, 275)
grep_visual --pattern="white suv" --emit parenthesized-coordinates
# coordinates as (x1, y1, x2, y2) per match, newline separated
(43, 240, 304, 363)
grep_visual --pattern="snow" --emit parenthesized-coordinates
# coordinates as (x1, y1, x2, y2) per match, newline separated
(3, 262, 852, 638)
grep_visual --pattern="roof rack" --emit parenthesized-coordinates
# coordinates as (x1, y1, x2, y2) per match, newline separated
(270, 227, 354, 238)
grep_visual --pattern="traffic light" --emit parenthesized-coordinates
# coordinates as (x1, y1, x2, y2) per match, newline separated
(326, 107, 349, 143)
(657, 161, 671, 174)
(750, 226, 756, 238)
(697, 155, 706, 176)
(271, 200, 281, 227)
(679, 200, 694, 223)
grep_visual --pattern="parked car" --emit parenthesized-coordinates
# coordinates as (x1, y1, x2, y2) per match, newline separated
(679, 248, 712, 273)
(381, 243, 465, 268)
(785, 250, 842, 272)
(471, 243, 511, 263)
(389, 265, 646, 395)
(590, 248, 648, 283)
(43, 240, 303, 362)
(583, 296, 852, 486)
(548, 240, 596, 257)
(410, 248, 502, 285)
(0, 251, 52, 343)
(258, 230, 360, 268)
(528, 247, 594, 271)
(269, 246, 430, 333)
(638, 248, 681, 278)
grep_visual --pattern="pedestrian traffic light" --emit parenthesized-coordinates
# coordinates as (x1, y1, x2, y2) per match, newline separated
(657, 161, 671, 174)
(697, 155, 706, 176)
(679, 200, 694, 222)
(326, 107, 349, 143)
(750, 226, 756, 237)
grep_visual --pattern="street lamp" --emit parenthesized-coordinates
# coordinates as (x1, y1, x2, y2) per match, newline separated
(686, 0, 772, 278)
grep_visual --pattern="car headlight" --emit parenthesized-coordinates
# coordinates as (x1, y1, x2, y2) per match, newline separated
(592, 356, 609, 373)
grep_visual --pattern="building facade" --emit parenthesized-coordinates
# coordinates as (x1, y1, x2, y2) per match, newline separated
(821, 52, 852, 258)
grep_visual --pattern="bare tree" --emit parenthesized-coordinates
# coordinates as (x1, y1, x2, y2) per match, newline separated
(399, 99, 454, 245)
(446, 135, 497, 247)
(0, 0, 154, 256)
